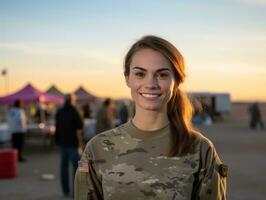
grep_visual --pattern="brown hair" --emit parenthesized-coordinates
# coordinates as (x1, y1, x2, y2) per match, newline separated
(124, 35, 199, 156)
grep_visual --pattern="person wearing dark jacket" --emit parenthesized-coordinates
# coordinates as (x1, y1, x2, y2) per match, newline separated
(249, 102, 264, 129)
(55, 94, 83, 197)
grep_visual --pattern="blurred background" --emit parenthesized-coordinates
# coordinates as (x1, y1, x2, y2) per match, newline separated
(0, 0, 265, 199)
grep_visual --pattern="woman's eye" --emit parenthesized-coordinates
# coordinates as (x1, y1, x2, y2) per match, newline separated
(135, 72, 145, 78)
(158, 73, 169, 79)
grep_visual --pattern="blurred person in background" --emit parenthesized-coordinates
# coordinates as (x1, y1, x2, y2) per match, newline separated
(75, 35, 227, 199)
(249, 102, 264, 129)
(82, 103, 95, 142)
(55, 94, 83, 197)
(34, 104, 49, 123)
(95, 98, 115, 134)
(82, 103, 91, 119)
(118, 101, 129, 125)
(7, 99, 27, 162)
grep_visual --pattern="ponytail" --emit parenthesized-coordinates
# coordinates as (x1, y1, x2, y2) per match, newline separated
(167, 87, 198, 156)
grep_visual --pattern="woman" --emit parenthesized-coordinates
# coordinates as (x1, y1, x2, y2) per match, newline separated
(75, 35, 227, 200)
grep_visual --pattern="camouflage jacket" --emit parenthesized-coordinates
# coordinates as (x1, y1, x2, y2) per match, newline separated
(75, 121, 227, 200)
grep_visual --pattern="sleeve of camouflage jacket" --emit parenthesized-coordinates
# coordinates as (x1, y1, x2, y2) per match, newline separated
(192, 139, 228, 200)
(74, 142, 103, 200)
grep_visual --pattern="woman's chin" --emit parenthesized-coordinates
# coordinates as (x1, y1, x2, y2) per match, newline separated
(139, 103, 164, 112)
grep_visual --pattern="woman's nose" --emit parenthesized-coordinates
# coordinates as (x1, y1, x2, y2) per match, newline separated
(144, 75, 159, 89)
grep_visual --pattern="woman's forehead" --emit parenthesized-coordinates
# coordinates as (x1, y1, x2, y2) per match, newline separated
(130, 48, 171, 70)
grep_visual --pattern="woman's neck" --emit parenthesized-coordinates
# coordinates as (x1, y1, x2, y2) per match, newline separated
(132, 109, 169, 131)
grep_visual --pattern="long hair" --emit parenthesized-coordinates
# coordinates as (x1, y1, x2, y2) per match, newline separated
(124, 35, 199, 156)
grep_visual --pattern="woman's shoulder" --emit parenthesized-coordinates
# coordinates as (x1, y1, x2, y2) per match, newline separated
(191, 130, 228, 181)
(190, 129, 216, 153)
(190, 129, 225, 167)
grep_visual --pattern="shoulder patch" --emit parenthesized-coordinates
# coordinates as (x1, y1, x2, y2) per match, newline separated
(218, 164, 228, 177)
(78, 160, 89, 173)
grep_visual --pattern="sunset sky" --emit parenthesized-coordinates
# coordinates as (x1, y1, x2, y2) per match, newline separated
(1, 0, 266, 101)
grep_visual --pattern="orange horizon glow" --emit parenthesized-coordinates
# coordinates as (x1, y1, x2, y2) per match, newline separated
(1, 78, 265, 102)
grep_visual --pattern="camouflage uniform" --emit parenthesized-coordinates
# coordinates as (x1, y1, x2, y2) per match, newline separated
(75, 121, 227, 200)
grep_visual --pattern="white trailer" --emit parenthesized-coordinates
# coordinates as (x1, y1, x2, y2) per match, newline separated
(188, 92, 231, 121)
(214, 93, 231, 113)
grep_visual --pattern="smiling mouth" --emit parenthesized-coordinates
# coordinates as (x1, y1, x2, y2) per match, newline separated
(140, 93, 161, 98)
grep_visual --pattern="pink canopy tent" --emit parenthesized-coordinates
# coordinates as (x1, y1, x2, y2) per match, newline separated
(74, 86, 97, 102)
(0, 83, 64, 105)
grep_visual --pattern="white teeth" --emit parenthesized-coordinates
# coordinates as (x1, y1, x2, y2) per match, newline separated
(141, 93, 159, 98)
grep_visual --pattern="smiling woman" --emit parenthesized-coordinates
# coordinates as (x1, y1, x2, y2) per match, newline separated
(75, 35, 227, 200)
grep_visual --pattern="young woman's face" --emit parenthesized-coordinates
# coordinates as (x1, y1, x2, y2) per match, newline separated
(126, 48, 175, 112)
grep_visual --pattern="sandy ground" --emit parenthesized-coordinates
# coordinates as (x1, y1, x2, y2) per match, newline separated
(0, 145, 66, 200)
(0, 103, 265, 200)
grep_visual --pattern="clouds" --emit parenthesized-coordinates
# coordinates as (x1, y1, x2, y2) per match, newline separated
(0, 42, 118, 65)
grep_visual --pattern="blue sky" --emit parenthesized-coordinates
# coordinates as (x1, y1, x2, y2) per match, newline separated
(0, 0, 266, 100)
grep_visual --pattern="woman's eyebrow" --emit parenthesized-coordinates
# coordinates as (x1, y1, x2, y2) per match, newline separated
(156, 68, 171, 73)
(132, 66, 146, 71)
(132, 67, 171, 72)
